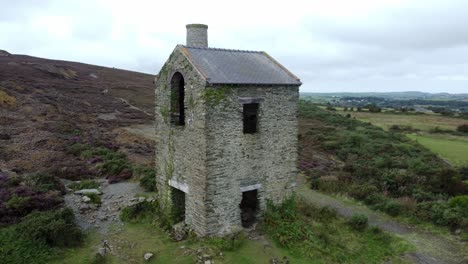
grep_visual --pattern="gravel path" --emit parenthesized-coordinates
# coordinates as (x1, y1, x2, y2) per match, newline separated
(64, 180, 146, 234)
(297, 185, 468, 264)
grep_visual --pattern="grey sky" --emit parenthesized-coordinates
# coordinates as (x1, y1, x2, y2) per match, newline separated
(1, 0, 467, 93)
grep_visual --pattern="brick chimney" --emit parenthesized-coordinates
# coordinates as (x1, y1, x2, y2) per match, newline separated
(186, 24, 208, 48)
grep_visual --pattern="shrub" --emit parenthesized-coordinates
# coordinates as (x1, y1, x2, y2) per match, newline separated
(456, 124, 468, 133)
(397, 196, 418, 212)
(448, 195, 468, 218)
(134, 166, 156, 192)
(383, 200, 403, 216)
(416, 201, 466, 229)
(389, 125, 418, 133)
(347, 214, 368, 231)
(0, 208, 83, 264)
(364, 193, 388, 208)
(67, 143, 91, 156)
(6, 194, 31, 212)
(349, 184, 378, 200)
(263, 197, 310, 247)
(297, 200, 338, 222)
(68, 180, 100, 191)
(16, 208, 83, 247)
(26, 173, 66, 194)
(0, 181, 63, 225)
(120, 201, 159, 223)
(68, 144, 132, 181)
(316, 176, 345, 193)
(460, 166, 468, 181)
(86, 193, 101, 204)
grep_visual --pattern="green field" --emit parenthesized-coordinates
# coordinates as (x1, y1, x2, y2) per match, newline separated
(331, 111, 468, 165)
(406, 134, 468, 166)
(343, 112, 466, 132)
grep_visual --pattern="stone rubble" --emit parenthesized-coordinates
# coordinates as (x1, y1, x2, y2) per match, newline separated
(75, 188, 102, 195)
(64, 179, 155, 233)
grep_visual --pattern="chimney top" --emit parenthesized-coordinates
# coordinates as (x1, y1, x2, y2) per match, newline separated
(186, 24, 208, 48)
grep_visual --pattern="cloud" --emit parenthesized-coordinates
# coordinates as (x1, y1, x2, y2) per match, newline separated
(0, 0, 467, 93)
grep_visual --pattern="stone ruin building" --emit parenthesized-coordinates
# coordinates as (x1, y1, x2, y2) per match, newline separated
(154, 24, 301, 236)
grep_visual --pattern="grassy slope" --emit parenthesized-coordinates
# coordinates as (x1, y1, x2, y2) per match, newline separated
(50, 223, 308, 264)
(298, 101, 466, 229)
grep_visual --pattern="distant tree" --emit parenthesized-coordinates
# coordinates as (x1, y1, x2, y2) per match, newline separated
(343, 107, 348, 111)
(357, 106, 362, 112)
(457, 124, 468, 133)
(326, 106, 337, 111)
(367, 104, 382, 113)
(350, 107, 354, 111)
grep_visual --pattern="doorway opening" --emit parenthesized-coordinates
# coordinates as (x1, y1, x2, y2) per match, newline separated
(171, 187, 185, 223)
(240, 189, 258, 228)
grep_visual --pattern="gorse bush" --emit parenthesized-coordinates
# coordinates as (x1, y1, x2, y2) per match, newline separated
(0, 208, 83, 264)
(347, 214, 368, 231)
(133, 166, 156, 192)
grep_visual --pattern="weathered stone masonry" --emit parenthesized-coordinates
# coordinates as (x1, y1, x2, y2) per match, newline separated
(155, 24, 301, 236)
(204, 86, 299, 235)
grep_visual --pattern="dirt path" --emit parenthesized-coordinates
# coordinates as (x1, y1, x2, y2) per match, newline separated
(297, 185, 467, 264)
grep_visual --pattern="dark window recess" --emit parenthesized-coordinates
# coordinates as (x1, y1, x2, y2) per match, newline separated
(171, 187, 185, 223)
(170, 72, 185, 126)
(240, 189, 258, 228)
(243, 103, 259, 134)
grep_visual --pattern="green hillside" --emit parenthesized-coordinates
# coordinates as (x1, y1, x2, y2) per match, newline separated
(298, 101, 467, 231)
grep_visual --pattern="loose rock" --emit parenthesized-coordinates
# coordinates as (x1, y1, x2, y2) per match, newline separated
(75, 189, 102, 195)
(144, 252, 154, 261)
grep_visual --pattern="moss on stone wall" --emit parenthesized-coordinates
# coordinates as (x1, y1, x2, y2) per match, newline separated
(202, 86, 230, 106)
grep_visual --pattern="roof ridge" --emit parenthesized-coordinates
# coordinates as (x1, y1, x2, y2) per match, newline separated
(182, 45, 262, 54)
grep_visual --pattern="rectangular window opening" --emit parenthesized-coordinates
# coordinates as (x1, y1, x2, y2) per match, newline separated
(243, 103, 259, 134)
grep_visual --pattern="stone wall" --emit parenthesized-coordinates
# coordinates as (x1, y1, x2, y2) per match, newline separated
(155, 46, 299, 237)
(204, 85, 299, 236)
(154, 46, 208, 235)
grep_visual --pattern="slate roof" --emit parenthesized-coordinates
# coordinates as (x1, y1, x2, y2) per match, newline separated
(179, 45, 301, 85)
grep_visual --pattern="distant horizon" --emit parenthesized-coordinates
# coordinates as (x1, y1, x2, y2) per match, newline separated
(2, 48, 467, 95)
(2, 1, 468, 94)
(301, 91, 468, 95)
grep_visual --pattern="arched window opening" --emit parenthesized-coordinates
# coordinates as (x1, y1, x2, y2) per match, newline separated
(170, 72, 185, 126)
